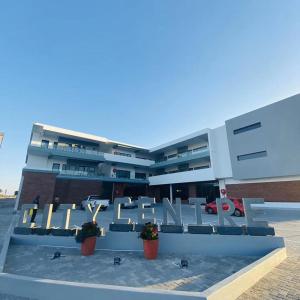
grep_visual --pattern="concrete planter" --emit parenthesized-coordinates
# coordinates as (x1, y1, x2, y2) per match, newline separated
(143, 239, 159, 259)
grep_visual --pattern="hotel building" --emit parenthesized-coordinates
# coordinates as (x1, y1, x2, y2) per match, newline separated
(17, 94, 300, 207)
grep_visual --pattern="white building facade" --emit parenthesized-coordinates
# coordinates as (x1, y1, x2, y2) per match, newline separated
(18, 94, 300, 207)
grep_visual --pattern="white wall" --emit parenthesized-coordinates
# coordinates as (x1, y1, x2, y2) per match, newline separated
(149, 168, 215, 185)
(26, 154, 67, 171)
(26, 154, 48, 170)
(104, 153, 153, 167)
(209, 126, 233, 179)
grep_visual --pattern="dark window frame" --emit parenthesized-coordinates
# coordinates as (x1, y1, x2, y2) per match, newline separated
(237, 151, 267, 161)
(41, 140, 49, 148)
(233, 122, 262, 135)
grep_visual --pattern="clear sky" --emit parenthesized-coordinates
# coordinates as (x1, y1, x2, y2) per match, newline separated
(0, 0, 300, 194)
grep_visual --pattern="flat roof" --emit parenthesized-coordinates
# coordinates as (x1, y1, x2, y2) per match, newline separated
(33, 123, 148, 151)
(149, 128, 210, 153)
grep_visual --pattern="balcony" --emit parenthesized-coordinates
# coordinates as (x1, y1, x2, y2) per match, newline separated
(28, 143, 105, 162)
(150, 147, 210, 169)
(58, 170, 149, 184)
(104, 153, 154, 167)
(28, 143, 153, 167)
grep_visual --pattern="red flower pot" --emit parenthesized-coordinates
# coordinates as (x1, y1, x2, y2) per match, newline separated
(143, 239, 159, 259)
(81, 236, 97, 256)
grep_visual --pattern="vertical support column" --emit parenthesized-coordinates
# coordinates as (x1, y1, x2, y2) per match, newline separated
(219, 179, 226, 198)
(188, 183, 197, 198)
(111, 182, 115, 202)
(169, 184, 173, 204)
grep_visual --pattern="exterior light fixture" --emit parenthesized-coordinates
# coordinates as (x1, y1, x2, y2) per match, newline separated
(114, 257, 121, 265)
(180, 259, 188, 268)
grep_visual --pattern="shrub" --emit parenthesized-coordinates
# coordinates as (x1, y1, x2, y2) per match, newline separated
(75, 221, 101, 243)
(139, 223, 158, 240)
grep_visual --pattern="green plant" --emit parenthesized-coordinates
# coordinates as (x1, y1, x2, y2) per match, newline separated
(75, 221, 101, 243)
(139, 223, 158, 240)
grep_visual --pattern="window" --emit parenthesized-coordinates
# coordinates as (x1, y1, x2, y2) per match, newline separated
(156, 168, 164, 175)
(177, 146, 188, 154)
(135, 172, 146, 180)
(178, 164, 189, 172)
(88, 167, 95, 174)
(62, 164, 67, 170)
(115, 169, 130, 179)
(53, 142, 58, 149)
(233, 122, 261, 135)
(193, 145, 207, 152)
(193, 165, 209, 170)
(237, 151, 267, 161)
(41, 140, 49, 148)
(52, 163, 60, 171)
(114, 151, 132, 157)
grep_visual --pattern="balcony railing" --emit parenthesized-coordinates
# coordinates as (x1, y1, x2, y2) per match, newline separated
(59, 170, 148, 181)
(155, 146, 208, 163)
(60, 170, 105, 177)
(30, 143, 104, 157)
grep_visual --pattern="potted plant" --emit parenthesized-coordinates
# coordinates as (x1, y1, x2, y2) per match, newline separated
(75, 221, 101, 256)
(139, 223, 159, 259)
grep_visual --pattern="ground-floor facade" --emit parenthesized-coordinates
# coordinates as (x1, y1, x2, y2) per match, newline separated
(18, 170, 300, 208)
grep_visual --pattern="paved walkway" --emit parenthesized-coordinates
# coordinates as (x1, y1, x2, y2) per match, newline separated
(0, 199, 37, 300)
(4, 245, 257, 292)
(0, 201, 299, 299)
(238, 216, 300, 300)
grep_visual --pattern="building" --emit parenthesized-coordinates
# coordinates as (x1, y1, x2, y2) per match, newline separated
(18, 94, 300, 207)
(0, 132, 4, 148)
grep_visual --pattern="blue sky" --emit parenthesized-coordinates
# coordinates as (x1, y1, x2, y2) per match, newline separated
(1, 0, 300, 194)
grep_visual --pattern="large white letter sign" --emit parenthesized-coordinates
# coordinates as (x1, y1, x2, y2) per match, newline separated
(59, 204, 76, 229)
(216, 198, 237, 226)
(41, 204, 53, 229)
(162, 198, 182, 225)
(86, 203, 101, 222)
(243, 198, 268, 227)
(113, 197, 132, 224)
(18, 204, 38, 228)
(189, 197, 206, 225)
(137, 196, 156, 224)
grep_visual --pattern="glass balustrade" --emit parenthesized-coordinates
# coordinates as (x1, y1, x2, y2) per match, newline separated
(155, 146, 208, 163)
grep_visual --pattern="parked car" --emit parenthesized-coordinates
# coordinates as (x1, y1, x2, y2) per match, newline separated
(81, 195, 110, 211)
(205, 198, 244, 217)
(120, 197, 153, 209)
(121, 199, 138, 209)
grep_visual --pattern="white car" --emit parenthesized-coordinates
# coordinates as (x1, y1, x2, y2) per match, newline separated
(81, 195, 110, 211)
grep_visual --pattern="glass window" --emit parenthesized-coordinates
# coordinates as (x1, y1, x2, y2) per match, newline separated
(237, 151, 267, 161)
(233, 122, 261, 135)
(52, 163, 60, 171)
(135, 172, 146, 179)
(41, 140, 49, 148)
(115, 169, 130, 178)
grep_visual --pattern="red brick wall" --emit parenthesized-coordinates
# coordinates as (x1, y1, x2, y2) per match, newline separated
(20, 171, 57, 208)
(226, 180, 300, 202)
(54, 179, 103, 205)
